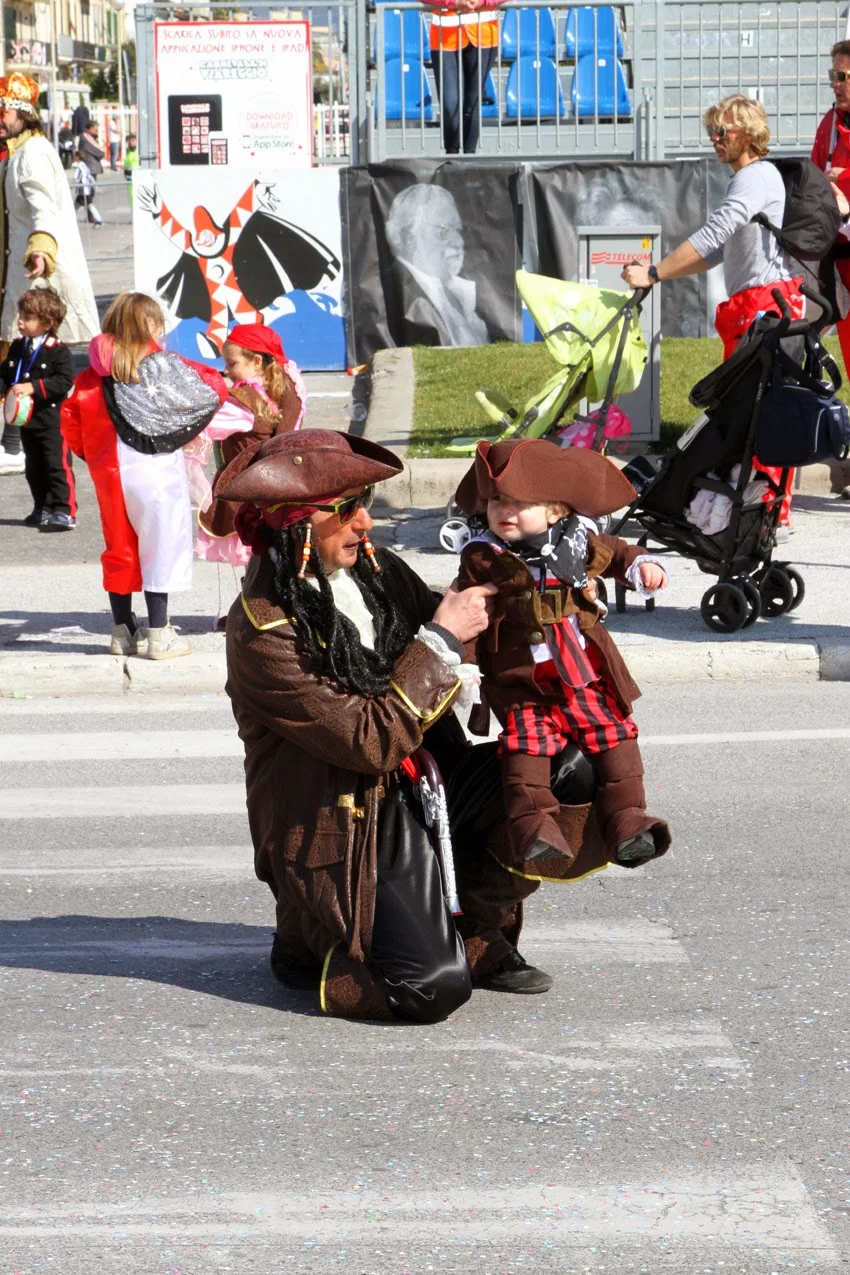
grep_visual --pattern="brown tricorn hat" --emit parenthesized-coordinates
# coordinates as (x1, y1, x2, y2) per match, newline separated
(455, 438, 636, 520)
(216, 429, 404, 504)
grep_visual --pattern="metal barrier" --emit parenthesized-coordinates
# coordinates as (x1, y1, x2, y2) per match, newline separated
(134, 0, 362, 166)
(369, 0, 844, 161)
(132, 0, 845, 164)
(370, 0, 648, 160)
(661, 0, 844, 154)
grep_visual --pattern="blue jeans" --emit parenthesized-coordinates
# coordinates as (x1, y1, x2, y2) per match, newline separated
(431, 43, 496, 154)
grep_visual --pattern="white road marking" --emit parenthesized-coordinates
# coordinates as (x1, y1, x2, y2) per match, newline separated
(0, 730, 241, 761)
(431, 1019, 748, 1073)
(523, 921, 688, 963)
(0, 1174, 834, 1254)
(0, 785, 246, 818)
(0, 696, 232, 716)
(3, 724, 849, 763)
(640, 726, 850, 746)
(1, 937, 267, 961)
(0, 845, 249, 875)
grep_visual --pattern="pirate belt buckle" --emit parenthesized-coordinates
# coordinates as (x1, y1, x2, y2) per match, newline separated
(536, 588, 564, 625)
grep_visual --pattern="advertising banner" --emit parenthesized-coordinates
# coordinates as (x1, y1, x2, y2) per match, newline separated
(342, 161, 523, 365)
(133, 167, 345, 371)
(153, 21, 312, 170)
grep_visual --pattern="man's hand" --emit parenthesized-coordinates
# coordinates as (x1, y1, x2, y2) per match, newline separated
(455, 0, 479, 11)
(25, 253, 46, 279)
(832, 181, 850, 219)
(622, 262, 653, 289)
(432, 581, 497, 643)
(16, 382, 33, 396)
(639, 561, 667, 591)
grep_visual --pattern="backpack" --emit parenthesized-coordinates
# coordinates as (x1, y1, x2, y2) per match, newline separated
(753, 157, 842, 262)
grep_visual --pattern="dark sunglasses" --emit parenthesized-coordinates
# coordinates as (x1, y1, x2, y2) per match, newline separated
(706, 124, 735, 140)
(268, 485, 375, 524)
(830, 69, 850, 84)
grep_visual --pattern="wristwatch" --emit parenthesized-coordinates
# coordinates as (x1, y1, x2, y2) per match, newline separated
(648, 264, 660, 284)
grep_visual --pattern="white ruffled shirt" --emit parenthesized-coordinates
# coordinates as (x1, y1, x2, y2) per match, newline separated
(307, 568, 480, 707)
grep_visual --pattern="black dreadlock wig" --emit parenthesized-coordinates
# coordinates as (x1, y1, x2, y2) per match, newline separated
(267, 523, 413, 696)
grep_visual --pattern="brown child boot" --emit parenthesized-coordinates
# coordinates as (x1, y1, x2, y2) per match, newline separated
(500, 751, 577, 869)
(591, 739, 671, 866)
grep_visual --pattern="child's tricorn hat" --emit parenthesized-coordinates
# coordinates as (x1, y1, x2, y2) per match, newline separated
(455, 438, 636, 520)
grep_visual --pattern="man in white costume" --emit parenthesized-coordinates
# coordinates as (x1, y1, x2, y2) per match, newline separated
(0, 73, 99, 474)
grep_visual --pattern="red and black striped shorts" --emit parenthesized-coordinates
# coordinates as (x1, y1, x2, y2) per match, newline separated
(499, 667, 638, 758)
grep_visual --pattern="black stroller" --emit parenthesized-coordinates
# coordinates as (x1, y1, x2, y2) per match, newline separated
(610, 284, 849, 633)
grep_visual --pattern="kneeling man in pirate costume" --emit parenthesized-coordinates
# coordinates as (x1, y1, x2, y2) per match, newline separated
(455, 439, 672, 990)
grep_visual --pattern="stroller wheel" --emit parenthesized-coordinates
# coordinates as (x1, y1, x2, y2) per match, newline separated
(439, 517, 471, 554)
(759, 565, 795, 617)
(775, 563, 805, 612)
(700, 582, 749, 634)
(737, 577, 762, 628)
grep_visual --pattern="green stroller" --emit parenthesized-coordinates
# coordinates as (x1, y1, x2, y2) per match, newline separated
(443, 270, 650, 458)
(438, 271, 650, 552)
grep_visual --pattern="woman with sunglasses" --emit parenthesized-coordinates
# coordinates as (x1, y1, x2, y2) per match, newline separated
(220, 429, 498, 1022)
(812, 42, 850, 394)
(623, 94, 804, 531)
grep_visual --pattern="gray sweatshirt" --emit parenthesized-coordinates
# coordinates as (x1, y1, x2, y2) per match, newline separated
(689, 159, 792, 297)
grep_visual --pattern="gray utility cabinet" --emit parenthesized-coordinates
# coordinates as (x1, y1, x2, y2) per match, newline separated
(576, 224, 661, 444)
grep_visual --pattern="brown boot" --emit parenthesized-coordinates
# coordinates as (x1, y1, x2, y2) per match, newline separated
(591, 739, 671, 865)
(501, 751, 576, 868)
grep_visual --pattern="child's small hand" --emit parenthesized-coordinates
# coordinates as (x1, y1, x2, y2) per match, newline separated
(16, 383, 34, 396)
(639, 561, 666, 591)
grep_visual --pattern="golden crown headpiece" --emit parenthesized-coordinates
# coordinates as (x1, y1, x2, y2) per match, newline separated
(0, 74, 41, 118)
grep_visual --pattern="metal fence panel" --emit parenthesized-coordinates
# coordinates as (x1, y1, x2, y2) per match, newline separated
(370, 0, 844, 162)
(370, 0, 644, 162)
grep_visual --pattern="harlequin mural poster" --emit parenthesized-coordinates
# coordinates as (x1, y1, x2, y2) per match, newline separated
(132, 167, 345, 371)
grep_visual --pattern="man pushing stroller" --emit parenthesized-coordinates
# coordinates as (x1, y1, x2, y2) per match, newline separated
(622, 94, 822, 534)
(456, 440, 671, 976)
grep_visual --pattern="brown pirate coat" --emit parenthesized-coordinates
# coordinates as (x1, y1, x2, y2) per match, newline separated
(458, 531, 645, 719)
(225, 548, 465, 1018)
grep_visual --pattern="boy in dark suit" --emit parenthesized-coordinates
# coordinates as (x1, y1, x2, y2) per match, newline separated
(0, 286, 76, 529)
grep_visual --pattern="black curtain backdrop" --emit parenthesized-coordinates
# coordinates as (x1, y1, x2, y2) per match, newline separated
(342, 160, 523, 365)
(524, 159, 712, 339)
(341, 157, 723, 361)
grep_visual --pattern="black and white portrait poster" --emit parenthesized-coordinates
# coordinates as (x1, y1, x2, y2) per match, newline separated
(342, 160, 523, 365)
(524, 160, 713, 338)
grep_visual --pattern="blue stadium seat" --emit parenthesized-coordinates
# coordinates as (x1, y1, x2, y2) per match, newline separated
(373, 6, 430, 64)
(382, 58, 435, 121)
(501, 7, 557, 61)
(564, 7, 624, 60)
(481, 70, 499, 119)
(505, 57, 566, 119)
(570, 54, 632, 118)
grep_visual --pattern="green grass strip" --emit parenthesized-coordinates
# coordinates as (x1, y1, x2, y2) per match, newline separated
(409, 337, 848, 459)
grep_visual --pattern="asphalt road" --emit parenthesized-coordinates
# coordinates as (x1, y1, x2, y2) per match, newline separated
(1, 681, 849, 1272)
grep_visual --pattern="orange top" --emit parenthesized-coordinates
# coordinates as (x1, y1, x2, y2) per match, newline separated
(427, 3, 500, 50)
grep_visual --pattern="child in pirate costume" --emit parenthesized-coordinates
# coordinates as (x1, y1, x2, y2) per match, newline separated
(455, 438, 672, 881)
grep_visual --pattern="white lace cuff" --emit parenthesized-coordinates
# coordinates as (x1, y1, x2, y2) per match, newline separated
(624, 555, 669, 598)
(416, 625, 481, 709)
